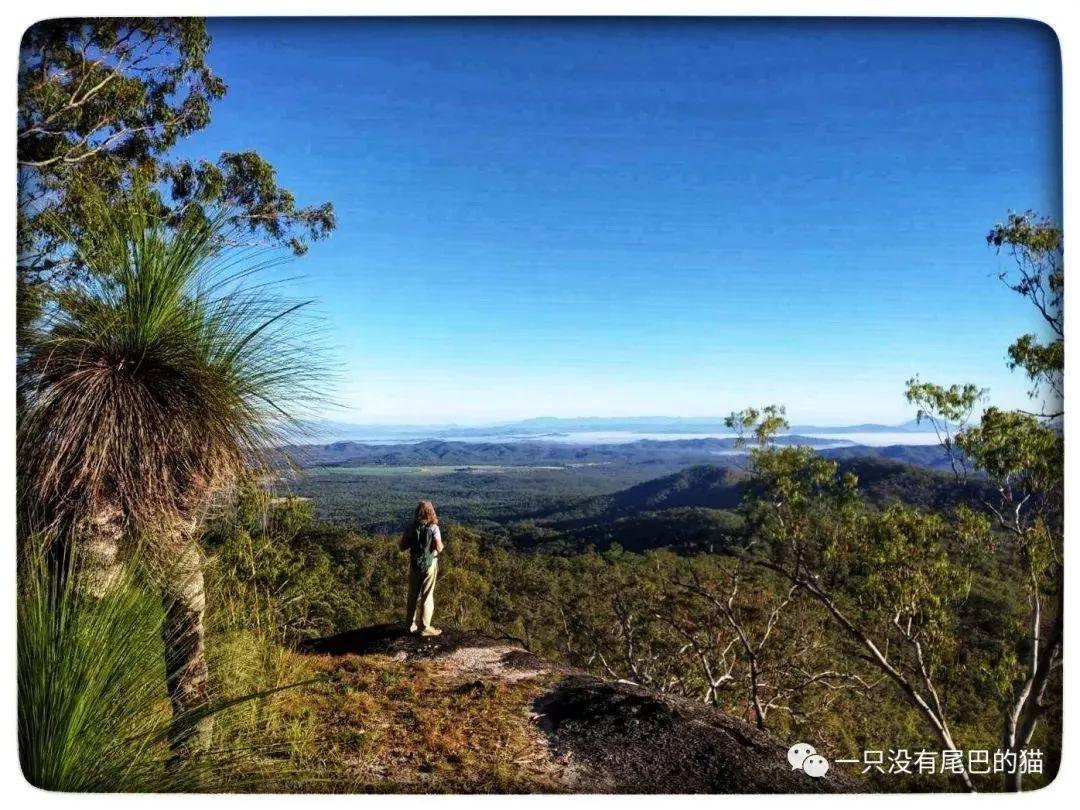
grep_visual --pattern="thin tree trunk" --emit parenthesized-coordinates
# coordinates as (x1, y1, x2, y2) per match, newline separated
(747, 657, 767, 731)
(161, 537, 212, 765)
(1001, 588, 1062, 792)
(775, 567, 976, 792)
(1001, 722, 1022, 793)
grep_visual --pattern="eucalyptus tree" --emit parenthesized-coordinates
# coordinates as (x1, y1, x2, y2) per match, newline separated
(18, 18, 334, 286)
(905, 211, 1063, 791)
(725, 407, 986, 792)
(673, 557, 874, 733)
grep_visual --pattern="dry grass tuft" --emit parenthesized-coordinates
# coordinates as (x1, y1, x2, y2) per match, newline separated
(244, 649, 569, 793)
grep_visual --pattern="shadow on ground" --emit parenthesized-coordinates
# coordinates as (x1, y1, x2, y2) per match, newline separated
(298, 622, 527, 659)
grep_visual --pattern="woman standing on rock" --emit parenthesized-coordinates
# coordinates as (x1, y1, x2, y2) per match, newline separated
(399, 500, 444, 636)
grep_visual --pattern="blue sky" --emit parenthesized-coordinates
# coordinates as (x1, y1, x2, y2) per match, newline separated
(183, 18, 1061, 425)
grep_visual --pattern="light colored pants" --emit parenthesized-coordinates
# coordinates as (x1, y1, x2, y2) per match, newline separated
(407, 559, 438, 631)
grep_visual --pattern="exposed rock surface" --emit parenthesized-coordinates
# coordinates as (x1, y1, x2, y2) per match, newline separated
(535, 675, 859, 793)
(299, 624, 862, 794)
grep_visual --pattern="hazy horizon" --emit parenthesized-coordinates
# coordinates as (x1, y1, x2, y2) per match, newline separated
(308, 413, 936, 429)
(294, 413, 952, 449)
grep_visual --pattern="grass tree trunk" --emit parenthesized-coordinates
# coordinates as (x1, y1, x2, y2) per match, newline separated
(161, 535, 212, 765)
(73, 510, 213, 766)
(72, 503, 125, 598)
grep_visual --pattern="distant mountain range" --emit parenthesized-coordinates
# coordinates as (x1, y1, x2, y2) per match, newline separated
(296, 416, 939, 443)
(569, 457, 985, 519)
(283, 436, 955, 471)
(477, 416, 936, 434)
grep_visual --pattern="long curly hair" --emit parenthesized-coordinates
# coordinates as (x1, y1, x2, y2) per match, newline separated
(413, 500, 438, 527)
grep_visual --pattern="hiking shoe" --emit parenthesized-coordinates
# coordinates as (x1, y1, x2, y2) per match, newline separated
(408, 623, 418, 633)
(420, 627, 442, 637)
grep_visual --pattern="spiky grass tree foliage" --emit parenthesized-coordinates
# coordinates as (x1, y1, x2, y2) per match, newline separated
(19, 551, 310, 791)
(19, 551, 179, 790)
(18, 196, 324, 761)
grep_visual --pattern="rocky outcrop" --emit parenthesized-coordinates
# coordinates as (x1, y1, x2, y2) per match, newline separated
(535, 675, 859, 793)
(299, 624, 862, 794)
(300, 623, 526, 659)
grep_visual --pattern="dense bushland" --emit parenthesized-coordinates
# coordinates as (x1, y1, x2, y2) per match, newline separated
(202, 472, 1058, 792)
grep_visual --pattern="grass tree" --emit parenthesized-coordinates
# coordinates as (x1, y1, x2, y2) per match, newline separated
(17, 193, 325, 761)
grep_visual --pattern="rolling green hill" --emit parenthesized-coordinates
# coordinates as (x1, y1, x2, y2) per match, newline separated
(530, 464, 746, 529)
(508, 458, 993, 553)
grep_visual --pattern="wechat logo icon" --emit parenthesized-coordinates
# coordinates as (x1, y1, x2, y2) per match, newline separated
(787, 743, 829, 777)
